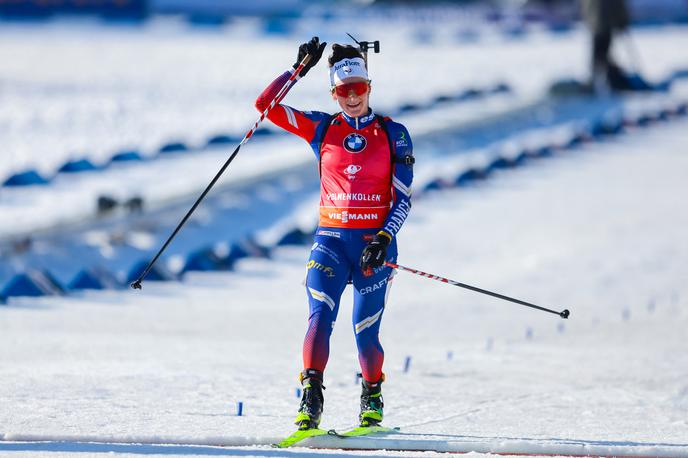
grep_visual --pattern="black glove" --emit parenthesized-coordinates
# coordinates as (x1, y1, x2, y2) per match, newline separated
(293, 36, 327, 78)
(360, 232, 391, 274)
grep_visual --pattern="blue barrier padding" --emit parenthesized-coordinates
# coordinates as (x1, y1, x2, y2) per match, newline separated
(455, 29, 480, 43)
(158, 142, 189, 154)
(226, 239, 271, 265)
(0, 270, 63, 298)
(111, 150, 143, 162)
(589, 121, 608, 138)
(513, 152, 529, 166)
(492, 83, 511, 94)
(502, 25, 527, 39)
(0, 1, 147, 18)
(672, 69, 688, 80)
(125, 260, 174, 284)
(422, 178, 448, 192)
(276, 228, 312, 246)
(2, 169, 50, 187)
(547, 23, 573, 34)
(8, 82, 521, 191)
(603, 120, 623, 135)
(432, 94, 454, 104)
(4, 83, 685, 298)
(456, 89, 482, 101)
(206, 134, 237, 146)
(58, 158, 99, 173)
(398, 103, 421, 113)
(263, 17, 293, 35)
(632, 115, 650, 126)
(413, 29, 434, 44)
(187, 13, 227, 27)
(252, 128, 273, 137)
(488, 157, 516, 171)
(68, 268, 120, 291)
(535, 146, 554, 157)
(181, 249, 224, 274)
(565, 133, 586, 148)
(455, 168, 487, 186)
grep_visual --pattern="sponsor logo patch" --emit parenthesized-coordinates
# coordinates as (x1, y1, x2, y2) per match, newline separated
(328, 211, 379, 223)
(325, 192, 381, 202)
(396, 131, 408, 147)
(343, 164, 362, 179)
(307, 260, 336, 278)
(359, 277, 389, 295)
(343, 133, 367, 153)
(333, 59, 362, 72)
(317, 230, 341, 238)
(313, 242, 341, 263)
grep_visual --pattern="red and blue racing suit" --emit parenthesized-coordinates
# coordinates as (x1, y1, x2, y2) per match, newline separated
(255, 69, 414, 383)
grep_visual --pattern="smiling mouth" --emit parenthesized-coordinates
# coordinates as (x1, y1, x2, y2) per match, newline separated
(347, 101, 362, 109)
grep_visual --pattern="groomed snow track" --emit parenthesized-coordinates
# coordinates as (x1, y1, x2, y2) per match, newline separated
(2, 432, 688, 457)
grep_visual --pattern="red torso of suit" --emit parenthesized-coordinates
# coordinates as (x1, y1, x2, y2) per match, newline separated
(319, 115, 393, 229)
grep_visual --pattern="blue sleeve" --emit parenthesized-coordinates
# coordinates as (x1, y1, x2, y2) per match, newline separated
(307, 111, 335, 161)
(382, 122, 414, 238)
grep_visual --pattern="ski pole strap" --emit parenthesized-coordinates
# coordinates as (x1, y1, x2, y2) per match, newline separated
(241, 54, 312, 145)
(385, 261, 570, 319)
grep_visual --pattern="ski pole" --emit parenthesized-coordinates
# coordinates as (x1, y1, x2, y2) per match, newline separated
(130, 54, 312, 290)
(386, 262, 570, 319)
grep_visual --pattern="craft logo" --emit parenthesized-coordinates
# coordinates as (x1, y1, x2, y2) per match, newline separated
(359, 277, 388, 295)
(344, 164, 362, 179)
(343, 133, 367, 153)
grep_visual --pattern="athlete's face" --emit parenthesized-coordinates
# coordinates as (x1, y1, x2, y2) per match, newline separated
(331, 77, 371, 118)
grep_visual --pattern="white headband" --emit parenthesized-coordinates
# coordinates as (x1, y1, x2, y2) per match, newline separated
(329, 57, 368, 87)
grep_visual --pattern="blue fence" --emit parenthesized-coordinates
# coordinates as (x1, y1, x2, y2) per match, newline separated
(2, 98, 686, 303)
(0, 0, 148, 18)
(1, 83, 511, 189)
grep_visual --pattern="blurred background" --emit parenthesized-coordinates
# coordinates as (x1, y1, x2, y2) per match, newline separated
(0, 0, 687, 296)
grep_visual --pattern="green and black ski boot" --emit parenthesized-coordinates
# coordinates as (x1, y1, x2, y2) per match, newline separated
(294, 368, 325, 430)
(359, 374, 384, 427)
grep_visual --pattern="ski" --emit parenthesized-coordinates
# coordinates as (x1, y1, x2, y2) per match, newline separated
(275, 425, 398, 448)
(273, 427, 328, 448)
(329, 425, 400, 438)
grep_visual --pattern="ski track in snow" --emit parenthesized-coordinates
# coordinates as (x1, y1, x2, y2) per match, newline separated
(1, 111, 687, 456)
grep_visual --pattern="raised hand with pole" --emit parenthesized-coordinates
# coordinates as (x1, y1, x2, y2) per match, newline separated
(130, 41, 323, 290)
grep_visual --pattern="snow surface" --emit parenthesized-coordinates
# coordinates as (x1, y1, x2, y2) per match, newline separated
(1, 113, 687, 457)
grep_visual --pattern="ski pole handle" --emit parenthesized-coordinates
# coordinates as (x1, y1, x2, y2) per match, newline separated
(386, 261, 570, 319)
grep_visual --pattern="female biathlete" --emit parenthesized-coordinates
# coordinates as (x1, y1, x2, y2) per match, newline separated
(255, 37, 414, 430)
